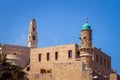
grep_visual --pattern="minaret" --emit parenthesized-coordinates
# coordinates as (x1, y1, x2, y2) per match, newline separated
(81, 20, 92, 48)
(80, 19, 93, 69)
(28, 19, 38, 48)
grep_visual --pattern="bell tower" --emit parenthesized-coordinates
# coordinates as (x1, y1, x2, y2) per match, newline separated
(28, 19, 38, 48)
(80, 19, 93, 69)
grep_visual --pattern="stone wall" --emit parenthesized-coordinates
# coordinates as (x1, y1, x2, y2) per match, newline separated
(0, 44, 29, 67)
(92, 47, 111, 76)
(29, 44, 112, 80)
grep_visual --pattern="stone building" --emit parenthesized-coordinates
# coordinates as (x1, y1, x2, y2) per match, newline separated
(0, 18, 119, 80)
(0, 19, 37, 68)
(0, 44, 29, 67)
(28, 19, 119, 80)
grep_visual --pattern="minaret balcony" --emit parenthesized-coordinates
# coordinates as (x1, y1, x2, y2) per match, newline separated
(80, 54, 92, 57)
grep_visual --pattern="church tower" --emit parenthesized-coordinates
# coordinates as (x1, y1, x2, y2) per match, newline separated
(80, 20, 93, 69)
(28, 19, 38, 48)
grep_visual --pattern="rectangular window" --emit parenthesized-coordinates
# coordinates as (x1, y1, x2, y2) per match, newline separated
(55, 52, 58, 60)
(33, 35, 35, 40)
(104, 59, 106, 66)
(33, 27, 35, 32)
(100, 57, 102, 64)
(47, 53, 50, 61)
(96, 54, 98, 63)
(107, 61, 110, 68)
(38, 54, 41, 61)
(76, 51, 80, 58)
(68, 50, 72, 58)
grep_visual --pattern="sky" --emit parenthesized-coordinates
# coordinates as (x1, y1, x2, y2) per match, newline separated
(0, 0, 120, 74)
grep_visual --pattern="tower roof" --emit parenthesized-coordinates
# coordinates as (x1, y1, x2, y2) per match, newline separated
(82, 22, 91, 30)
(31, 18, 36, 25)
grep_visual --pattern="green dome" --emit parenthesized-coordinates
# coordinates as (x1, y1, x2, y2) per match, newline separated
(82, 23, 91, 30)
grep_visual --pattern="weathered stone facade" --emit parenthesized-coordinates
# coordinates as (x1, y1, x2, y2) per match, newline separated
(0, 44, 29, 68)
(29, 44, 111, 80)
(29, 20, 119, 80)
(0, 19, 119, 80)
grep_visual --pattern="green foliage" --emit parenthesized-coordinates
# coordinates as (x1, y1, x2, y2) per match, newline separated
(0, 53, 28, 80)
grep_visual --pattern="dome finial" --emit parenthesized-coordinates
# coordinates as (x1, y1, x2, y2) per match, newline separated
(31, 18, 36, 25)
(82, 17, 91, 30)
(85, 16, 88, 23)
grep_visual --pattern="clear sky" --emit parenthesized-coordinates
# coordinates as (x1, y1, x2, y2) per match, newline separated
(0, 0, 120, 74)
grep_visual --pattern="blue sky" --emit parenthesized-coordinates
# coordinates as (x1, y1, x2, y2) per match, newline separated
(0, 0, 120, 74)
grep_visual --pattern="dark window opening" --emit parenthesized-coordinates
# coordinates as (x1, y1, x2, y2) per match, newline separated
(96, 54, 98, 63)
(13, 53, 16, 55)
(107, 61, 110, 68)
(55, 52, 58, 60)
(104, 59, 106, 66)
(76, 51, 80, 58)
(38, 54, 41, 62)
(33, 27, 35, 32)
(40, 69, 46, 73)
(100, 57, 102, 64)
(83, 37, 86, 39)
(47, 53, 50, 61)
(33, 35, 35, 40)
(26, 66, 30, 71)
(47, 70, 52, 73)
(68, 50, 72, 58)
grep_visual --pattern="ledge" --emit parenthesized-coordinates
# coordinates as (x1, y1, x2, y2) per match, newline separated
(80, 54, 92, 57)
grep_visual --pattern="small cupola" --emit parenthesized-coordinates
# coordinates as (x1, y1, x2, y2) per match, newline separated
(82, 23, 91, 30)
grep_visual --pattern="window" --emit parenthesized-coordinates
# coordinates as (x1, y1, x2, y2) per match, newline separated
(33, 27, 35, 32)
(26, 66, 30, 71)
(100, 57, 102, 64)
(76, 51, 80, 58)
(47, 70, 52, 73)
(68, 50, 72, 58)
(38, 54, 41, 62)
(40, 69, 46, 73)
(33, 35, 35, 40)
(83, 37, 86, 39)
(104, 59, 106, 66)
(47, 53, 50, 61)
(96, 54, 98, 63)
(107, 61, 110, 68)
(55, 52, 58, 60)
(13, 53, 16, 55)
